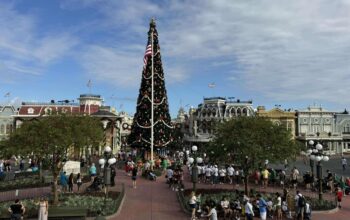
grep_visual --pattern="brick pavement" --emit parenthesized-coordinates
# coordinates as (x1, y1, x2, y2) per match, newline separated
(1, 167, 349, 220)
(110, 169, 188, 220)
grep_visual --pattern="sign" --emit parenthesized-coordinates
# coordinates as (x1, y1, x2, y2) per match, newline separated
(63, 161, 81, 175)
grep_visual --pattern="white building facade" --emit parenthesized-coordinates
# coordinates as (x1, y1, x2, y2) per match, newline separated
(184, 97, 254, 144)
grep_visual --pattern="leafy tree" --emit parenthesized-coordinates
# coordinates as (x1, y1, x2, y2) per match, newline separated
(0, 114, 104, 204)
(207, 116, 303, 195)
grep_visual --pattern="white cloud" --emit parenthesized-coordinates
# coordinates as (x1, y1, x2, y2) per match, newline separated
(63, 0, 350, 105)
(80, 45, 143, 87)
(0, 3, 78, 81)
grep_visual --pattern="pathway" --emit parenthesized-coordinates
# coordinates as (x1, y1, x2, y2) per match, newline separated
(110, 169, 187, 220)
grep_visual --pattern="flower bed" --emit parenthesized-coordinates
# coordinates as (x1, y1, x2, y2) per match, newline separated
(0, 191, 121, 218)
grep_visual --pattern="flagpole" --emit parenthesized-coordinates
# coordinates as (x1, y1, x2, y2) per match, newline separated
(150, 24, 154, 171)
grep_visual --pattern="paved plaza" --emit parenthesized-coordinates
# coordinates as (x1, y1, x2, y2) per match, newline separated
(1, 157, 350, 220)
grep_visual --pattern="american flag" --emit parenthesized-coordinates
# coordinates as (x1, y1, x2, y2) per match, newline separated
(143, 43, 152, 67)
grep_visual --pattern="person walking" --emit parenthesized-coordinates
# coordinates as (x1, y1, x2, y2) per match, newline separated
(295, 191, 305, 220)
(261, 168, 269, 188)
(189, 191, 197, 220)
(76, 173, 82, 192)
(38, 197, 48, 220)
(257, 194, 268, 220)
(336, 187, 343, 208)
(68, 173, 74, 192)
(131, 166, 138, 189)
(304, 201, 312, 220)
(244, 198, 254, 220)
(341, 157, 347, 171)
(60, 171, 68, 192)
(275, 192, 282, 220)
(90, 163, 97, 180)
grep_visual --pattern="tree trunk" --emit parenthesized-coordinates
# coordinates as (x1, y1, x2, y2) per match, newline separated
(52, 172, 59, 205)
(244, 175, 249, 196)
(39, 160, 43, 183)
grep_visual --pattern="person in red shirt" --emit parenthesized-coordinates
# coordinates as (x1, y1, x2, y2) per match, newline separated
(336, 187, 343, 208)
(346, 177, 350, 187)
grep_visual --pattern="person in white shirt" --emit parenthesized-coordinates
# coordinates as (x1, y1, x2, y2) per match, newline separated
(245, 199, 254, 220)
(220, 196, 232, 219)
(275, 192, 282, 220)
(227, 165, 234, 184)
(189, 191, 197, 220)
(219, 168, 226, 184)
(204, 204, 217, 220)
(205, 166, 212, 184)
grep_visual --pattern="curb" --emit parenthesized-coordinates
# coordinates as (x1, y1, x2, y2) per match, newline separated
(176, 191, 191, 215)
(313, 207, 339, 214)
(106, 186, 126, 219)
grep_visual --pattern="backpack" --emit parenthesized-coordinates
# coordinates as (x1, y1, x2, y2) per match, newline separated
(298, 196, 306, 207)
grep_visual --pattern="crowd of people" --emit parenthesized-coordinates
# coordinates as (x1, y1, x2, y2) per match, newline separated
(188, 189, 313, 220)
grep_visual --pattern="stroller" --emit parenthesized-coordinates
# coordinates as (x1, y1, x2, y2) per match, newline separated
(86, 176, 104, 192)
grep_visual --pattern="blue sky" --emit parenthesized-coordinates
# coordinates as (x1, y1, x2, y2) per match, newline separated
(1, 0, 350, 117)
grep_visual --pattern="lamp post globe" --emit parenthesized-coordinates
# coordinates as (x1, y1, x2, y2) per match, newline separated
(192, 145, 198, 152)
(309, 140, 314, 146)
(104, 146, 112, 153)
(188, 157, 194, 164)
(316, 143, 323, 150)
(108, 158, 116, 165)
(310, 155, 316, 161)
(196, 157, 203, 164)
(99, 158, 106, 166)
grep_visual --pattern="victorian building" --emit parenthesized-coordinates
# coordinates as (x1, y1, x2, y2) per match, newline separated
(184, 97, 254, 145)
(296, 105, 343, 154)
(256, 106, 296, 138)
(334, 109, 350, 154)
(0, 105, 17, 141)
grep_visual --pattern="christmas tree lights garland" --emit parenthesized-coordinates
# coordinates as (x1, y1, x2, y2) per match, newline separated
(128, 19, 173, 149)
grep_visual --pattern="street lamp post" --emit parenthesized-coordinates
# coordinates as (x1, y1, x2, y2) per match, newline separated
(308, 140, 315, 178)
(188, 145, 203, 192)
(98, 146, 116, 198)
(306, 141, 329, 200)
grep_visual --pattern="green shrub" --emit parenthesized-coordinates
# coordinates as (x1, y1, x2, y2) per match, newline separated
(0, 178, 49, 192)
(0, 192, 122, 217)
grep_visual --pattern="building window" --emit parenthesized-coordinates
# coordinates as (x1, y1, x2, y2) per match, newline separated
(0, 124, 4, 134)
(28, 108, 34, 114)
(6, 124, 11, 134)
(344, 124, 350, 133)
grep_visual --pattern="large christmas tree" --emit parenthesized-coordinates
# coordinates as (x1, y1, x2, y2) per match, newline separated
(128, 19, 173, 151)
